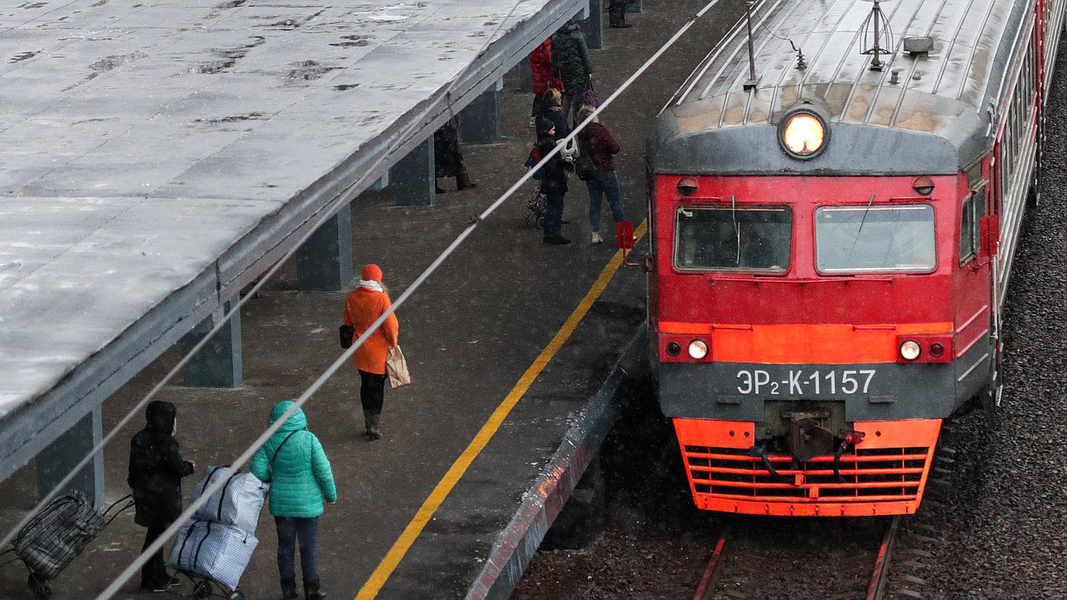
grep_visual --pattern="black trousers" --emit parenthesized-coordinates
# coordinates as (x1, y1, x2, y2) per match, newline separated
(359, 370, 387, 416)
(140, 524, 168, 587)
(609, 0, 628, 25)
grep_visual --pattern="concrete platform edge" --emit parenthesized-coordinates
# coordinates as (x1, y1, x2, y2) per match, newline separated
(464, 326, 648, 600)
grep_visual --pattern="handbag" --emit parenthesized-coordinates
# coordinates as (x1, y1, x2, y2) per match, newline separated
(580, 79, 600, 109)
(338, 324, 355, 349)
(386, 346, 411, 389)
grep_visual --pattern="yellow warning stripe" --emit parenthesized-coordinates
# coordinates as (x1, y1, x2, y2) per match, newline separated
(355, 220, 648, 600)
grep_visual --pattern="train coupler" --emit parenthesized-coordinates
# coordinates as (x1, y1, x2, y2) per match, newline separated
(833, 430, 866, 481)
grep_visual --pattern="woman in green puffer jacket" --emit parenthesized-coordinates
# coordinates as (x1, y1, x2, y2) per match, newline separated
(251, 401, 337, 600)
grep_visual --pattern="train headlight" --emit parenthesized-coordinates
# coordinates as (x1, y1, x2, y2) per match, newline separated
(688, 339, 708, 360)
(899, 340, 921, 361)
(777, 107, 829, 160)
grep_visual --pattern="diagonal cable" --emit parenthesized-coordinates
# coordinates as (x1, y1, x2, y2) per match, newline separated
(97, 1, 726, 597)
(0, 0, 528, 554)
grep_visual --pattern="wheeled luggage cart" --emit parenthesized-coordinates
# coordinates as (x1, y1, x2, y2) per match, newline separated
(0, 491, 133, 600)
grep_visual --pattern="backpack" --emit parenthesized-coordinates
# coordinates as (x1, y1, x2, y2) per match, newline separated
(524, 145, 547, 181)
(574, 139, 597, 181)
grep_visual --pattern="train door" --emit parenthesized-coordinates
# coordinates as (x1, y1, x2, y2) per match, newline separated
(953, 161, 995, 410)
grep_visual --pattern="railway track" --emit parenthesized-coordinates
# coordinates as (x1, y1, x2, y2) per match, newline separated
(692, 515, 901, 600)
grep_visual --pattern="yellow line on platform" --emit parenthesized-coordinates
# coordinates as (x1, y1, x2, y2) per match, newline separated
(354, 220, 648, 600)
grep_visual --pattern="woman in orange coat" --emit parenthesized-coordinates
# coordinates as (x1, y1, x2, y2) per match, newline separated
(342, 264, 399, 440)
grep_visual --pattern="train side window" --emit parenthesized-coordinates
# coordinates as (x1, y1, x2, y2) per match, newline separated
(959, 195, 976, 264)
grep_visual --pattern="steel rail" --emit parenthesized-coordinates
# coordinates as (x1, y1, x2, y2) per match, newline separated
(866, 515, 902, 600)
(692, 527, 730, 600)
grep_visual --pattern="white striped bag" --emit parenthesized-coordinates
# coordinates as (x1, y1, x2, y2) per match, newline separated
(167, 520, 257, 591)
(190, 467, 268, 535)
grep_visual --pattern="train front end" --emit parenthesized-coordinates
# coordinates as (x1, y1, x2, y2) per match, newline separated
(646, 109, 987, 517)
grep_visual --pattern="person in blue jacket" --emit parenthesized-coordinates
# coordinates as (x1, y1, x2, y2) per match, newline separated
(251, 401, 337, 600)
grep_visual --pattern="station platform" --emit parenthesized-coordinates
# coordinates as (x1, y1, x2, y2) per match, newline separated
(0, 0, 748, 597)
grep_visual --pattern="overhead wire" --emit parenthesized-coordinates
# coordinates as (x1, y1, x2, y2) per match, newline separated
(96, 0, 728, 597)
(0, 0, 528, 556)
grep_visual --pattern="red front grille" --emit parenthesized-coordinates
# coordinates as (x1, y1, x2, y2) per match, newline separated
(683, 446, 931, 502)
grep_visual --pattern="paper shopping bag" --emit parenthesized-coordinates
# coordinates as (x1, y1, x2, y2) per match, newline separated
(386, 346, 411, 388)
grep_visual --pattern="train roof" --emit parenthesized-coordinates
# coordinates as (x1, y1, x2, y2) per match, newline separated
(651, 0, 1031, 176)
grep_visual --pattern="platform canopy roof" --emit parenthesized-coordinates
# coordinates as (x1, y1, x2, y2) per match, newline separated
(0, 0, 580, 475)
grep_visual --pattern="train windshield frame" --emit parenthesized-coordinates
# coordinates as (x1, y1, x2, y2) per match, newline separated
(814, 204, 937, 274)
(673, 205, 792, 273)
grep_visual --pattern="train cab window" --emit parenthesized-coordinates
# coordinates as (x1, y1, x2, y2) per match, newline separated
(815, 204, 936, 274)
(674, 206, 791, 272)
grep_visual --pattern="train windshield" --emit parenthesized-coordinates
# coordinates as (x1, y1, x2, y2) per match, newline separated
(674, 206, 791, 272)
(815, 204, 936, 274)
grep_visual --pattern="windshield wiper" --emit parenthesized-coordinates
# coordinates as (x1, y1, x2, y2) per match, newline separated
(848, 193, 877, 255)
(732, 194, 740, 266)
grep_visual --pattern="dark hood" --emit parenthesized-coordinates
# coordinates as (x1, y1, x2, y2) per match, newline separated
(536, 117, 556, 139)
(561, 20, 581, 34)
(145, 401, 176, 434)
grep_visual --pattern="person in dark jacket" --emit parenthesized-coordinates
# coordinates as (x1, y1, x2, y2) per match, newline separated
(577, 106, 626, 245)
(251, 401, 336, 600)
(551, 19, 594, 124)
(609, 0, 634, 28)
(128, 401, 195, 592)
(433, 120, 475, 193)
(539, 88, 570, 142)
(536, 117, 575, 245)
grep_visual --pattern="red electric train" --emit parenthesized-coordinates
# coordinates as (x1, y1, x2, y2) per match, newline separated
(634, 0, 1066, 516)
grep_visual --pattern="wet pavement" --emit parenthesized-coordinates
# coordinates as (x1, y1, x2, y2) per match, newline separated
(0, 0, 748, 598)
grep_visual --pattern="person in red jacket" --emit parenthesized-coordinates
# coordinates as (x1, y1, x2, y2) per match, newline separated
(342, 264, 399, 439)
(577, 106, 627, 245)
(529, 39, 561, 128)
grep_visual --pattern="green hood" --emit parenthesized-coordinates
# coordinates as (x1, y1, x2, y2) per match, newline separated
(269, 401, 308, 431)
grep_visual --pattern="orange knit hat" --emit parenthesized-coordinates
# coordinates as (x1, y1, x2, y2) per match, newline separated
(362, 264, 383, 282)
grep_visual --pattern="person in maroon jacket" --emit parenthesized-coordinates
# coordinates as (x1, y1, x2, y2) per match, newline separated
(577, 106, 627, 245)
(528, 39, 561, 128)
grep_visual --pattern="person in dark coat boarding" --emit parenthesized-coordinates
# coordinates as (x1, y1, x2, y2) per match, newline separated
(128, 400, 195, 592)
(551, 19, 594, 124)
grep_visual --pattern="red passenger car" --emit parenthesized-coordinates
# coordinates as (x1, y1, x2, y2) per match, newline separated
(640, 0, 1066, 516)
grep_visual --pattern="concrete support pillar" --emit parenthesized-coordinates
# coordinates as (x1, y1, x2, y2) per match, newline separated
(581, 0, 603, 50)
(36, 407, 104, 507)
(519, 56, 533, 93)
(390, 138, 436, 206)
(541, 456, 606, 550)
(460, 80, 503, 145)
(369, 174, 388, 191)
(627, 0, 642, 13)
(181, 299, 242, 387)
(296, 205, 353, 291)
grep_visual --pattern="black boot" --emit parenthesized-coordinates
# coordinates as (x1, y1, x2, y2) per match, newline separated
(363, 410, 374, 438)
(281, 578, 298, 600)
(456, 171, 476, 190)
(304, 579, 326, 600)
(368, 414, 382, 441)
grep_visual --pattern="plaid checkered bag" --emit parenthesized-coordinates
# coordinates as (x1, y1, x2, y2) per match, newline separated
(14, 492, 104, 581)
